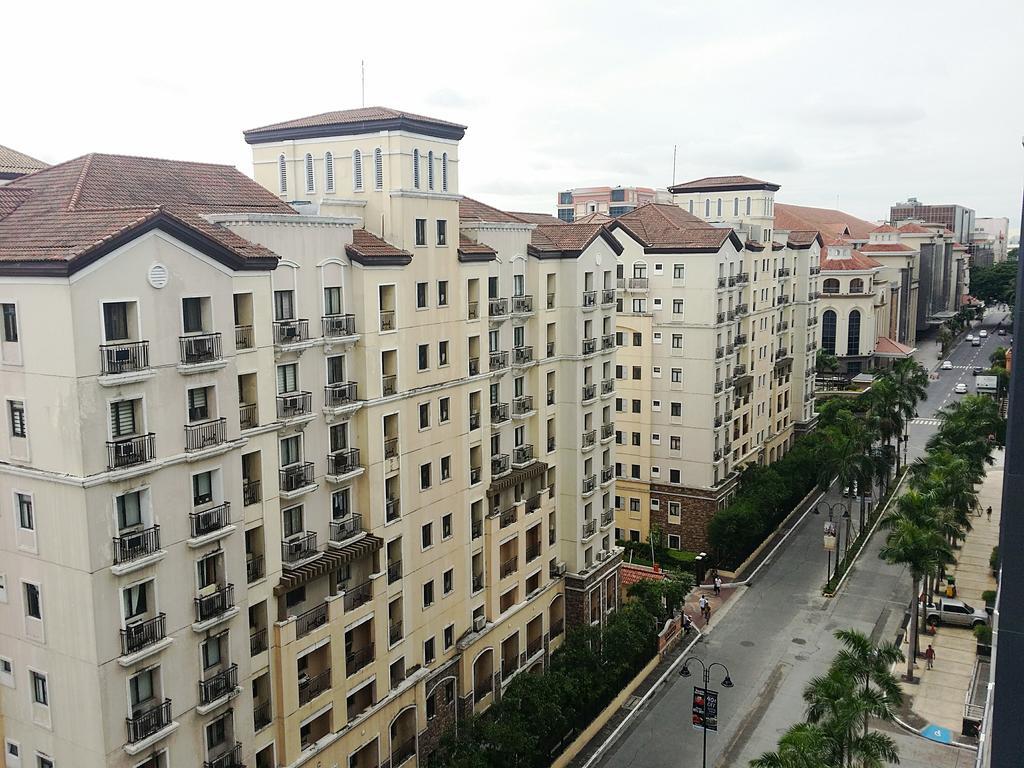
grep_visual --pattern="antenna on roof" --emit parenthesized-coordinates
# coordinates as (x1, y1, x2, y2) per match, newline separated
(672, 145, 677, 187)
(361, 60, 366, 107)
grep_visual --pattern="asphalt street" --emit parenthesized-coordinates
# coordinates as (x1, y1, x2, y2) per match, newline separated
(596, 310, 1007, 768)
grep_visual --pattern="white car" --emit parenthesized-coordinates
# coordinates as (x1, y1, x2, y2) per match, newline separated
(966, 334, 975, 341)
(980, 330, 988, 338)
(954, 383, 968, 394)
(941, 360, 954, 370)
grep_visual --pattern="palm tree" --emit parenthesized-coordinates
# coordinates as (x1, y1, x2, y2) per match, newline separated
(750, 722, 840, 768)
(831, 629, 904, 738)
(867, 377, 904, 475)
(803, 669, 901, 767)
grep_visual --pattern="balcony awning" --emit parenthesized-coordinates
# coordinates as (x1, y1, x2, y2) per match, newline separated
(488, 461, 549, 496)
(274, 534, 383, 595)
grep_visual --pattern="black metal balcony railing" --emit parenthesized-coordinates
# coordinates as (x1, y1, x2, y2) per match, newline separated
(204, 742, 243, 768)
(601, 465, 614, 484)
(234, 325, 253, 350)
(242, 478, 261, 506)
(546, 340, 555, 357)
(512, 395, 534, 415)
(582, 290, 597, 307)
(185, 418, 226, 452)
(325, 382, 359, 408)
(601, 507, 614, 526)
(125, 698, 172, 744)
(526, 542, 541, 562)
(491, 403, 510, 424)
(277, 391, 312, 419)
(100, 340, 149, 375)
(601, 288, 616, 305)
(491, 454, 510, 476)
(346, 644, 374, 675)
(247, 554, 264, 583)
(735, 333, 748, 346)
(393, 737, 417, 766)
(198, 663, 238, 705)
(583, 519, 597, 538)
(295, 603, 328, 637)
(714, 381, 724, 393)
(499, 507, 517, 528)
(282, 532, 317, 564)
(387, 559, 403, 584)
(189, 502, 230, 539)
(513, 444, 534, 465)
(581, 338, 596, 355)
(715, 346, 725, 359)
(472, 519, 483, 539)
(469, 410, 481, 430)
(328, 447, 361, 476)
(330, 513, 362, 544)
(386, 498, 401, 522)
(582, 383, 597, 401)
(468, 300, 479, 320)
(389, 620, 403, 645)
(513, 346, 534, 365)
(382, 374, 397, 396)
(250, 628, 268, 656)
(107, 433, 156, 470)
(254, 700, 271, 731)
(343, 581, 372, 611)
(734, 364, 748, 376)
(778, 267, 791, 277)
(239, 403, 258, 430)
(547, 389, 556, 405)
(601, 378, 615, 395)
(469, 356, 480, 375)
(120, 613, 166, 656)
(179, 333, 222, 365)
(298, 669, 332, 705)
(472, 572, 484, 592)
(195, 584, 234, 623)
(547, 436, 556, 452)
(582, 475, 597, 494)
(546, 291, 557, 309)
(489, 351, 508, 372)
(717, 277, 727, 289)
(379, 310, 396, 331)
(728, 275, 737, 286)
(526, 494, 541, 514)
(280, 462, 315, 492)
(736, 272, 750, 284)
(808, 316, 819, 326)
(488, 298, 508, 317)
(581, 430, 596, 449)
(714, 416, 723, 428)
(273, 319, 309, 345)
(736, 303, 749, 315)
(383, 436, 399, 459)
(501, 556, 518, 578)
(113, 525, 161, 565)
(512, 295, 534, 314)
(550, 618, 565, 638)
(322, 313, 356, 338)
(601, 422, 615, 440)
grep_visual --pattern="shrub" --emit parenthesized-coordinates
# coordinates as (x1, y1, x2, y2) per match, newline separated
(974, 624, 993, 646)
(982, 589, 997, 607)
(991, 546, 1000, 574)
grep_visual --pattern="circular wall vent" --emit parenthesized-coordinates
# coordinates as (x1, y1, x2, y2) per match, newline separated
(147, 263, 169, 289)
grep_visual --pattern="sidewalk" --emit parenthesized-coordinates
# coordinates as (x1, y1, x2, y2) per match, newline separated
(898, 450, 1002, 736)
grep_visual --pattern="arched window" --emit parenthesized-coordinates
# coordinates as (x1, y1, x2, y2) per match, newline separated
(821, 310, 837, 355)
(716, 198, 722, 217)
(324, 152, 335, 192)
(849, 278, 864, 294)
(304, 153, 315, 193)
(278, 154, 287, 194)
(352, 150, 363, 191)
(746, 196, 751, 215)
(412, 148, 420, 189)
(847, 309, 861, 356)
(823, 278, 840, 295)
(374, 148, 383, 190)
(733, 197, 739, 216)
(441, 152, 448, 191)
(704, 199, 711, 217)
(427, 150, 435, 190)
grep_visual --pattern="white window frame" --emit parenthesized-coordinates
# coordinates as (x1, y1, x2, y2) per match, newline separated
(324, 152, 335, 193)
(278, 154, 287, 193)
(374, 147, 384, 190)
(304, 153, 315, 193)
(352, 150, 363, 192)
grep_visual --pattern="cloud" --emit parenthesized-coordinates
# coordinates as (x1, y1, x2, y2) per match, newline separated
(426, 89, 479, 109)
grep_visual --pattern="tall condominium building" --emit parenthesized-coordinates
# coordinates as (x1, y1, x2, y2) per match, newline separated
(556, 186, 665, 223)
(609, 176, 820, 551)
(0, 107, 621, 768)
(890, 197, 975, 245)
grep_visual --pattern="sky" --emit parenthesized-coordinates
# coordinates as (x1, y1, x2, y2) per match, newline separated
(6, 0, 1024, 232)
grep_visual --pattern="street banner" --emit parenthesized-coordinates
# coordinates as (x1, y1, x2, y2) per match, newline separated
(692, 686, 719, 732)
(824, 521, 837, 551)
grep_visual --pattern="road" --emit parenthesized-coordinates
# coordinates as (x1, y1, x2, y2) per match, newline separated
(596, 310, 1007, 768)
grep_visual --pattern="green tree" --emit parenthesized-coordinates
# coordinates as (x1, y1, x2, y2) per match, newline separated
(990, 346, 1007, 368)
(969, 260, 1018, 306)
(831, 629, 904, 739)
(751, 722, 841, 768)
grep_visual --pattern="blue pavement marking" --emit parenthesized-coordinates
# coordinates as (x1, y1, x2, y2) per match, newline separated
(920, 724, 952, 744)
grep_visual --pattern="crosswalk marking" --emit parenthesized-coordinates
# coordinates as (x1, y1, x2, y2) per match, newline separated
(912, 418, 941, 426)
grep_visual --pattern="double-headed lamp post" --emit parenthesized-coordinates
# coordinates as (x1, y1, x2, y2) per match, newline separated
(679, 657, 733, 768)
(814, 500, 850, 582)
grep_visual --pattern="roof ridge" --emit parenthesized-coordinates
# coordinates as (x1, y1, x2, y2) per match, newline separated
(67, 153, 96, 212)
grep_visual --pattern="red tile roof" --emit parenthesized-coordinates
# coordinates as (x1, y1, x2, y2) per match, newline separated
(896, 222, 935, 234)
(870, 223, 898, 234)
(875, 337, 916, 357)
(0, 153, 293, 275)
(859, 242, 915, 253)
(785, 230, 823, 249)
(244, 106, 466, 142)
(457, 233, 497, 261)
(458, 196, 525, 224)
(774, 203, 875, 239)
(508, 211, 565, 225)
(530, 223, 619, 257)
(610, 203, 740, 252)
(344, 229, 412, 265)
(574, 211, 614, 224)
(820, 245, 882, 271)
(669, 175, 780, 193)
(0, 145, 48, 179)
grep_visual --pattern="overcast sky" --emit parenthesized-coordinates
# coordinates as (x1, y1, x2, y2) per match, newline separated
(6, 0, 1023, 231)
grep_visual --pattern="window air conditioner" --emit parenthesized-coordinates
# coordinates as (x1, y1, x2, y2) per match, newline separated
(473, 615, 486, 632)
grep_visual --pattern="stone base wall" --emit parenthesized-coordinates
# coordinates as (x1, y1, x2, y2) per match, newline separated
(564, 552, 622, 629)
(648, 483, 725, 553)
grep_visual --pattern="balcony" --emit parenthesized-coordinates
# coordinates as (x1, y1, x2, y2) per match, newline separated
(734, 364, 747, 376)
(327, 448, 362, 478)
(277, 392, 313, 420)
(468, 301, 480, 320)
(547, 389, 555, 406)
(779, 320, 790, 331)
(601, 422, 615, 441)
(330, 514, 363, 546)
(120, 613, 166, 657)
(736, 303, 749, 316)
(235, 325, 253, 350)
(469, 356, 480, 376)
(322, 313, 357, 338)
(512, 346, 534, 366)
(734, 333, 748, 346)
(324, 382, 359, 409)
(243, 479, 261, 506)
(198, 664, 238, 706)
(807, 341, 817, 352)
(392, 737, 416, 767)
(778, 267, 791, 278)
(343, 581, 373, 611)
(382, 374, 397, 396)
(775, 348, 787, 360)
(194, 584, 234, 623)
(714, 381, 724, 393)
(810, 265, 821, 275)
(808, 316, 819, 326)
(189, 502, 231, 540)
(627, 277, 649, 291)
(724, 410, 733, 422)
(385, 498, 401, 523)
(282, 532, 318, 566)
(492, 454, 510, 476)
(601, 333, 615, 351)
(389, 620, 403, 646)
(581, 338, 596, 355)
(178, 333, 222, 367)
(714, 450, 723, 461)
(204, 743, 243, 768)
(715, 346, 725, 359)
(601, 288, 616, 305)
(526, 542, 541, 562)
(581, 429, 596, 449)
(488, 298, 509, 318)
(299, 669, 332, 706)
(99, 341, 150, 376)
(295, 603, 328, 637)
(582, 475, 597, 495)
(512, 295, 534, 314)
(469, 410, 481, 431)
(582, 519, 597, 538)
(246, 554, 264, 583)
(717, 276, 727, 289)
(601, 507, 614, 527)
(776, 295, 790, 305)
(500, 556, 518, 578)
(581, 383, 597, 402)
(736, 272, 750, 284)
(547, 436, 555, 452)
(512, 444, 534, 467)
(346, 644, 374, 675)
(601, 465, 614, 484)
(273, 319, 310, 346)
(280, 463, 315, 493)
(601, 378, 615, 396)
(546, 340, 555, 357)
(489, 351, 508, 372)
(713, 416, 723, 428)
(106, 434, 156, 471)
(728, 275, 737, 287)
(185, 418, 227, 452)
(113, 525, 161, 566)
(472, 519, 483, 539)
(716, 312, 726, 324)
(499, 507, 517, 528)
(239, 403, 258, 430)
(387, 560, 403, 584)
(250, 628, 268, 656)
(379, 310, 396, 331)
(125, 698, 172, 745)
(512, 395, 534, 417)
(491, 403, 510, 425)
(526, 494, 541, 514)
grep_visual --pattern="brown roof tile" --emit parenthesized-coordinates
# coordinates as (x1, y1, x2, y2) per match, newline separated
(669, 175, 780, 193)
(859, 242, 915, 253)
(244, 106, 466, 142)
(0, 145, 48, 178)
(611, 203, 739, 252)
(820, 245, 882, 272)
(344, 229, 412, 265)
(774, 203, 875, 240)
(785, 230, 823, 249)
(507, 211, 565, 225)
(458, 196, 525, 224)
(457, 233, 497, 262)
(896, 222, 937, 234)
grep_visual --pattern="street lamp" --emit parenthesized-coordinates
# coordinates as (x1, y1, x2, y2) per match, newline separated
(814, 501, 850, 581)
(679, 657, 733, 768)
(902, 433, 910, 471)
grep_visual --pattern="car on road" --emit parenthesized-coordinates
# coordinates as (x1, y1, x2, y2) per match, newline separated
(999, 328, 1006, 336)
(954, 383, 968, 394)
(941, 360, 953, 370)
(923, 597, 989, 629)
(966, 333, 974, 341)
(980, 329, 988, 338)
(973, 367, 984, 376)
(972, 338, 982, 347)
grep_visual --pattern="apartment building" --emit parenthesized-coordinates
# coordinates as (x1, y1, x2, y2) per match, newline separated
(0, 107, 620, 768)
(608, 175, 820, 551)
(556, 186, 664, 223)
(890, 197, 976, 245)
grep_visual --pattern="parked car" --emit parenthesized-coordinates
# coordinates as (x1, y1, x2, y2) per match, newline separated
(941, 360, 954, 370)
(973, 367, 983, 376)
(924, 598, 989, 628)
(980, 330, 988, 338)
(998, 328, 1006, 336)
(954, 383, 968, 394)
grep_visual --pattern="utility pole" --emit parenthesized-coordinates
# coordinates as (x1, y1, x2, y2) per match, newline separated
(672, 144, 677, 188)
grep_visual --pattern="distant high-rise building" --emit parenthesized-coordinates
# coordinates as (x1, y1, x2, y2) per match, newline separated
(890, 197, 976, 245)
(972, 217, 1010, 266)
(556, 186, 667, 222)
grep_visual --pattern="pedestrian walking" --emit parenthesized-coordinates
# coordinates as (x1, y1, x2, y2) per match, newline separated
(702, 601, 712, 625)
(925, 644, 936, 670)
(987, 505, 993, 522)
(713, 575, 722, 596)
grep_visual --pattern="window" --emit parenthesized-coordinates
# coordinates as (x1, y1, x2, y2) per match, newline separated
(423, 581, 434, 608)
(632, 366, 641, 380)
(415, 218, 427, 246)
(733, 197, 739, 216)
(116, 491, 142, 531)
(282, 506, 303, 538)
(437, 280, 448, 306)
(629, 498, 640, 512)
(187, 387, 210, 423)
(823, 278, 840, 295)
(442, 513, 452, 539)
(420, 463, 431, 490)
(413, 148, 421, 188)
(9, 400, 25, 437)
(671, 369, 682, 383)
(418, 344, 429, 371)
(419, 403, 430, 429)
(705, 199, 710, 217)
(122, 581, 148, 620)
(325, 152, 335, 192)
(440, 455, 451, 481)
(439, 397, 450, 423)
(2, 304, 17, 342)
(673, 264, 684, 282)
(746, 196, 751, 215)
(277, 363, 297, 395)
(16, 493, 32, 531)
(24, 582, 40, 619)
(671, 334, 683, 349)
(374, 147, 383, 189)
(821, 310, 837, 356)
(30, 671, 47, 706)
(274, 290, 295, 321)
(427, 151, 435, 190)
(439, 340, 449, 366)
(688, 199, 693, 214)
(416, 282, 428, 309)
(632, 399, 641, 414)
(717, 198, 722, 217)
(444, 623, 454, 649)
(651, 433, 661, 444)
(422, 522, 433, 549)
(424, 636, 436, 664)
(437, 219, 447, 246)
(632, 332, 642, 346)
(670, 436, 681, 450)
(304, 153, 315, 193)
(671, 402, 682, 417)
(672, 299, 684, 315)
(849, 277, 864, 294)
(280, 435, 301, 467)
(352, 150, 363, 191)
(278, 154, 287, 193)
(441, 152, 449, 191)
(847, 309, 861, 356)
